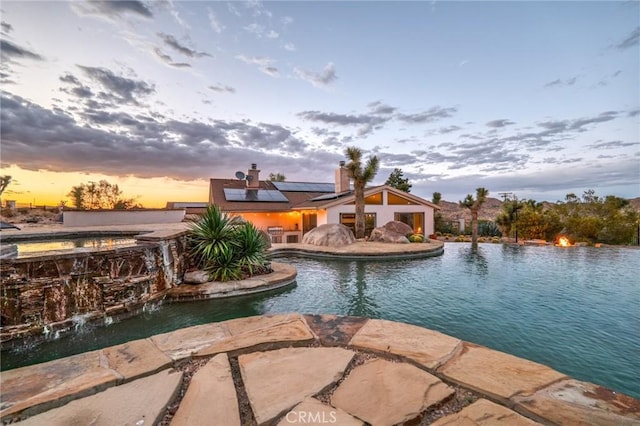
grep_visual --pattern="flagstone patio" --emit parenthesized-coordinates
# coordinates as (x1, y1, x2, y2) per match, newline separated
(1, 313, 638, 425)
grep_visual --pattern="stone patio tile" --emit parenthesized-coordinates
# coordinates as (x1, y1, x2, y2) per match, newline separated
(348, 318, 462, 369)
(17, 369, 183, 426)
(331, 358, 454, 425)
(303, 314, 369, 346)
(194, 313, 315, 357)
(171, 354, 240, 426)
(276, 397, 364, 426)
(512, 378, 640, 425)
(0, 350, 118, 422)
(430, 399, 541, 425)
(102, 338, 173, 382)
(239, 347, 354, 425)
(150, 322, 230, 360)
(438, 343, 567, 404)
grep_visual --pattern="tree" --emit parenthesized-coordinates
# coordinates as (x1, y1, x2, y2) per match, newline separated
(345, 146, 379, 239)
(385, 168, 411, 192)
(432, 192, 441, 205)
(459, 187, 489, 248)
(0, 175, 11, 197)
(66, 180, 141, 209)
(268, 173, 286, 182)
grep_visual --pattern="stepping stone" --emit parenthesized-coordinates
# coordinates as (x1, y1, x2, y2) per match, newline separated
(512, 379, 640, 425)
(102, 338, 173, 382)
(16, 369, 183, 426)
(277, 397, 364, 426)
(331, 358, 454, 425)
(194, 314, 315, 357)
(438, 343, 567, 404)
(349, 318, 462, 369)
(303, 314, 368, 346)
(431, 399, 540, 425)
(0, 350, 118, 422)
(172, 354, 240, 426)
(239, 347, 354, 425)
(150, 322, 230, 360)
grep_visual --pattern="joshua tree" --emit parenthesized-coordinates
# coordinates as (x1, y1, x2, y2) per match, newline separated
(345, 146, 379, 239)
(459, 187, 489, 248)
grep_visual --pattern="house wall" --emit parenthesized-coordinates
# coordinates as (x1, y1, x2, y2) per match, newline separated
(236, 211, 302, 232)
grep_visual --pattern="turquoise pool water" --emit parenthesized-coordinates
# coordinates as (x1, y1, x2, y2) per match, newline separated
(2, 243, 639, 399)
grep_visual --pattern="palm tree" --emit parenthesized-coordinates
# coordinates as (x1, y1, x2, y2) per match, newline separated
(459, 187, 489, 248)
(345, 147, 379, 239)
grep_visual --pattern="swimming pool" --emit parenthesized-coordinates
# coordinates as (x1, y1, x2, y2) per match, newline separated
(2, 243, 638, 399)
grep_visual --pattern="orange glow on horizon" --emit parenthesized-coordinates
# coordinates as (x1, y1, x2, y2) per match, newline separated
(0, 166, 209, 208)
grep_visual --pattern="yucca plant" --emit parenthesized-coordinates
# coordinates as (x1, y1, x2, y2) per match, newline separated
(187, 205, 270, 282)
(188, 205, 240, 269)
(232, 221, 269, 276)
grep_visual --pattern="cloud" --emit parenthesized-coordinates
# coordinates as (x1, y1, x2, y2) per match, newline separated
(0, 91, 330, 180)
(543, 76, 578, 88)
(158, 33, 211, 58)
(486, 119, 515, 128)
(368, 101, 396, 115)
(587, 140, 639, 150)
(1, 21, 12, 34)
(396, 106, 457, 124)
(236, 55, 279, 77)
(76, 66, 155, 105)
(154, 48, 191, 68)
(615, 26, 639, 50)
(294, 62, 337, 88)
(207, 8, 224, 33)
(208, 84, 236, 94)
(0, 40, 43, 61)
(283, 42, 296, 52)
(628, 109, 640, 117)
(71, 0, 153, 20)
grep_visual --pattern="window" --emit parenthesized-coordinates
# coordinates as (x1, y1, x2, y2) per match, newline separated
(302, 213, 317, 233)
(346, 192, 383, 205)
(340, 213, 376, 236)
(388, 193, 419, 205)
(394, 212, 424, 235)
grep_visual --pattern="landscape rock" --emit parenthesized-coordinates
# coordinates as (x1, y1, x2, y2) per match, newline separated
(368, 225, 410, 243)
(150, 322, 230, 360)
(239, 347, 354, 425)
(301, 223, 356, 247)
(171, 354, 240, 426)
(183, 270, 210, 284)
(383, 220, 413, 236)
(331, 358, 454, 425)
(102, 338, 172, 382)
(512, 379, 640, 425)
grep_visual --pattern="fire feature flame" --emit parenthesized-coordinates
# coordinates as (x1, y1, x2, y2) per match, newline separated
(556, 236, 571, 247)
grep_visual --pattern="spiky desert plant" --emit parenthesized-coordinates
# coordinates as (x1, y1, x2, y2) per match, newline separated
(232, 221, 269, 276)
(188, 205, 241, 270)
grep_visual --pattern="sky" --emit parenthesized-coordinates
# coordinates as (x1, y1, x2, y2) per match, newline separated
(1, 0, 638, 208)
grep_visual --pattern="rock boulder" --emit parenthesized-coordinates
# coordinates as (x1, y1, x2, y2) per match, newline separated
(368, 221, 413, 243)
(302, 224, 356, 247)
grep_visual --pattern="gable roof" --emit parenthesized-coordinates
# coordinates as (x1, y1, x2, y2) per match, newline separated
(293, 185, 440, 210)
(209, 179, 440, 212)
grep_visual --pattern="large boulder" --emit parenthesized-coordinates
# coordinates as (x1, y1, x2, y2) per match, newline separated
(302, 224, 356, 247)
(369, 221, 413, 244)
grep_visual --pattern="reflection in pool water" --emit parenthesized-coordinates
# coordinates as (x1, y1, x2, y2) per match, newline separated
(1, 243, 638, 399)
(13, 237, 138, 256)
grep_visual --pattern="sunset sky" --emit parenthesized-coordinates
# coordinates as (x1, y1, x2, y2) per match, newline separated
(1, 1, 638, 208)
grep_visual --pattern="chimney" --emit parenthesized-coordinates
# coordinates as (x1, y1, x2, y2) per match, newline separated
(335, 161, 350, 194)
(246, 163, 260, 188)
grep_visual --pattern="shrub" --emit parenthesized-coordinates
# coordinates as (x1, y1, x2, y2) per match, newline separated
(188, 205, 269, 282)
(408, 234, 424, 243)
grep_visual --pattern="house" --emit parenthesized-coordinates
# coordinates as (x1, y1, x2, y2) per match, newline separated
(209, 163, 440, 242)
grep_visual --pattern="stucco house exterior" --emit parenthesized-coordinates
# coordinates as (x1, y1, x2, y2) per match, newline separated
(209, 163, 439, 243)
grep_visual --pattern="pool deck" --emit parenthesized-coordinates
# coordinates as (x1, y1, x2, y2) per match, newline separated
(1, 313, 639, 425)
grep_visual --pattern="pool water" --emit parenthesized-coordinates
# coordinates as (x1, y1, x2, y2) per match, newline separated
(2, 243, 638, 399)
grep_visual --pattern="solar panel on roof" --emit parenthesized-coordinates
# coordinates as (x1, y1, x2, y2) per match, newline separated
(223, 188, 288, 202)
(272, 182, 335, 192)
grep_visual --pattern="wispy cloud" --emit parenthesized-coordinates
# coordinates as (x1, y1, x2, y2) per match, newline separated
(207, 8, 224, 33)
(615, 26, 639, 50)
(544, 76, 578, 88)
(294, 62, 337, 88)
(158, 33, 211, 58)
(71, 0, 153, 20)
(0, 39, 43, 61)
(236, 55, 279, 77)
(396, 106, 457, 124)
(208, 84, 236, 94)
(486, 119, 515, 128)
